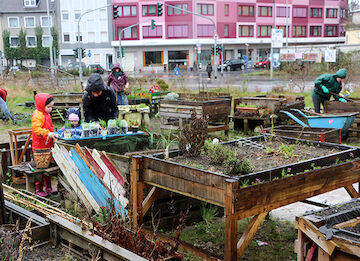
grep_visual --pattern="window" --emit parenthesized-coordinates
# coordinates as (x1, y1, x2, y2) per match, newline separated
(24, 17, 35, 28)
(277, 7, 290, 17)
(74, 11, 81, 20)
(167, 4, 188, 15)
(197, 4, 214, 15)
(238, 5, 254, 16)
(142, 5, 156, 16)
(145, 51, 162, 66)
(310, 8, 322, 18)
(325, 25, 338, 36)
(224, 4, 229, 16)
(293, 7, 307, 18)
(293, 25, 306, 37)
(86, 9, 94, 21)
(239, 25, 254, 37)
(119, 5, 137, 17)
(42, 36, 50, 47)
(257, 25, 272, 37)
(118, 27, 138, 39)
(326, 8, 338, 18)
(41, 16, 52, 27)
(26, 36, 36, 47)
(101, 32, 107, 42)
(224, 24, 229, 37)
(88, 32, 95, 43)
(62, 11, 69, 20)
(197, 24, 215, 37)
(310, 26, 322, 36)
(100, 9, 107, 20)
(8, 17, 19, 28)
(277, 26, 289, 37)
(76, 34, 83, 42)
(24, 0, 36, 7)
(258, 6, 272, 17)
(63, 34, 70, 42)
(143, 25, 163, 38)
(168, 25, 188, 38)
(340, 9, 346, 19)
(10, 37, 19, 47)
(94, 54, 100, 64)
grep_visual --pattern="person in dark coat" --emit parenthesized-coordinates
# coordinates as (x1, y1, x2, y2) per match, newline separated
(312, 68, 347, 113)
(107, 63, 129, 105)
(82, 73, 119, 122)
(206, 62, 212, 79)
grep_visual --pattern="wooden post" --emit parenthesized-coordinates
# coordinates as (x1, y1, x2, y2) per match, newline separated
(131, 156, 144, 228)
(224, 179, 238, 261)
(0, 174, 6, 225)
(225, 116, 229, 136)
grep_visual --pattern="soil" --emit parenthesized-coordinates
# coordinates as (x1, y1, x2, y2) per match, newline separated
(344, 223, 360, 234)
(312, 200, 360, 217)
(171, 138, 342, 176)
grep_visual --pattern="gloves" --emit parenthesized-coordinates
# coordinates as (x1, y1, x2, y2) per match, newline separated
(338, 98, 347, 103)
(321, 85, 329, 94)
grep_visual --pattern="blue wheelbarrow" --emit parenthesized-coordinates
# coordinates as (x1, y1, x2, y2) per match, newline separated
(280, 109, 358, 135)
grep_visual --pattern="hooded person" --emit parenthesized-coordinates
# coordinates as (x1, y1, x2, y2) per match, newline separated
(312, 68, 347, 113)
(82, 73, 119, 122)
(31, 93, 57, 154)
(107, 62, 129, 105)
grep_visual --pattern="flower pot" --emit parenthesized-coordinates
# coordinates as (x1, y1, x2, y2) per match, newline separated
(101, 129, 108, 136)
(89, 129, 98, 137)
(82, 129, 90, 137)
(121, 127, 128, 134)
(64, 129, 71, 139)
(132, 126, 138, 133)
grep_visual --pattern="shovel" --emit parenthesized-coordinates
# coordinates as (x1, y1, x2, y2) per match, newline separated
(328, 91, 355, 102)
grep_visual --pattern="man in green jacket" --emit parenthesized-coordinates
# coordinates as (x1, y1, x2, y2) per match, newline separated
(312, 68, 347, 113)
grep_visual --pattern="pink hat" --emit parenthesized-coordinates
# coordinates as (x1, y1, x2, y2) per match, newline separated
(68, 113, 79, 121)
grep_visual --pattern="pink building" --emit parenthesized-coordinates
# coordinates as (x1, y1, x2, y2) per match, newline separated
(112, 0, 347, 71)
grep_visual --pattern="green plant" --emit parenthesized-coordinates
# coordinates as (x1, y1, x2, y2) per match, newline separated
(157, 131, 178, 159)
(279, 143, 295, 159)
(99, 120, 107, 129)
(200, 203, 218, 227)
(265, 147, 274, 154)
(107, 119, 117, 128)
(156, 79, 169, 90)
(64, 120, 71, 129)
(240, 179, 250, 188)
(130, 119, 139, 127)
(235, 103, 258, 108)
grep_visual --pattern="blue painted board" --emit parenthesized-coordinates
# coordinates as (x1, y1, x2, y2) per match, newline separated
(59, 131, 145, 141)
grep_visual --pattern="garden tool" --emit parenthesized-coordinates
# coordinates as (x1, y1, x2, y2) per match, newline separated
(43, 175, 56, 194)
(35, 180, 48, 197)
(328, 91, 354, 102)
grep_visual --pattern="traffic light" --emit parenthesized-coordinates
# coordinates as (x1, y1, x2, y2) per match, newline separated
(81, 48, 86, 58)
(113, 5, 119, 19)
(55, 49, 59, 57)
(157, 3, 163, 16)
(216, 46, 220, 55)
(210, 47, 214, 55)
(117, 47, 124, 58)
(151, 19, 156, 30)
(73, 48, 79, 58)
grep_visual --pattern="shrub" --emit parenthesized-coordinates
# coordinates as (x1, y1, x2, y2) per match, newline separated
(156, 79, 169, 91)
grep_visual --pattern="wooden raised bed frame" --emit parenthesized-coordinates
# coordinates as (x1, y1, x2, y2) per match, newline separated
(131, 136, 360, 260)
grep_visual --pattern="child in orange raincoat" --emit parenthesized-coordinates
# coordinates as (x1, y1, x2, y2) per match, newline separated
(31, 93, 58, 196)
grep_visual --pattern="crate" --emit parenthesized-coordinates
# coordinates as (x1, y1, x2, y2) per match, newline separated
(264, 125, 341, 143)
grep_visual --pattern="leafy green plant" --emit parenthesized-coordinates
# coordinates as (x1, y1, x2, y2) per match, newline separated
(99, 120, 107, 129)
(157, 131, 178, 159)
(279, 144, 295, 159)
(265, 147, 274, 154)
(64, 120, 71, 130)
(240, 179, 250, 188)
(235, 103, 257, 108)
(200, 203, 218, 227)
(107, 119, 117, 128)
(156, 79, 169, 90)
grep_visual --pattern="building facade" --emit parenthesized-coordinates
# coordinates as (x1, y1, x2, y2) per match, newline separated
(112, 0, 348, 72)
(0, 0, 56, 68)
(57, 0, 114, 70)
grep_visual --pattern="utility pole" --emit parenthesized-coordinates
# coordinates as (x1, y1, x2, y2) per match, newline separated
(46, 0, 54, 78)
(270, 0, 276, 80)
(161, 3, 218, 79)
(286, 0, 288, 47)
(77, 4, 113, 87)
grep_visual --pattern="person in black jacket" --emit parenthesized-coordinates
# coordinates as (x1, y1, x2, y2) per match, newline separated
(82, 73, 119, 122)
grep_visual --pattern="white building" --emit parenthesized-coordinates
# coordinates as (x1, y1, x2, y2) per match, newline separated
(56, 0, 114, 70)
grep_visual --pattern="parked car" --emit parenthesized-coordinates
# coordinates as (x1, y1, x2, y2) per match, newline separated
(89, 64, 105, 74)
(67, 62, 86, 70)
(254, 58, 270, 69)
(9, 66, 20, 72)
(224, 59, 245, 71)
(47, 65, 66, 72)
(217, 60, 230, 71)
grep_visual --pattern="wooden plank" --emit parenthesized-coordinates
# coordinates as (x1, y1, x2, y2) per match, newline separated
(345, 184, 360, 198)
(332, 236, 360, 257)
(142, 169, 225, 207)
(141, 186, 160, 219)
(237, 212, 268, 259)
(297, 217, 336, 255)
(101, 152, 125, 187)
(48, 214, 147, 261)
(131, 157, 143, 228)
(224, 180, 238, 261)
(232, 160, 360, 219)
(17, 134, 31, 164)
(103, 151, 128, 184)
(74, 144, 103, 182)
(83, 147, 105, 179)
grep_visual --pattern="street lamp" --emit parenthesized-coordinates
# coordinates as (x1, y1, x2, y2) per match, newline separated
(46, 0, 54, 78)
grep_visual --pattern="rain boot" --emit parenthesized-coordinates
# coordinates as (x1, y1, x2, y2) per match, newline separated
(43, 175, 56, 194)
(35, 181, 48, 197)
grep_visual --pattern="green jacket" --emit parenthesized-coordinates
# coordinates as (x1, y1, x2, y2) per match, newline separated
(312, 68, 347, 101)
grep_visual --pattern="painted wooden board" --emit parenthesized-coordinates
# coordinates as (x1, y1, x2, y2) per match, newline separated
(75, 144, 104, 182)
(52, 145, 98, 212)
(83, 147, 105, 179)
(70, 149, 127, 216)
(91, 149, 128, 208)
(100, 151, 125, 187)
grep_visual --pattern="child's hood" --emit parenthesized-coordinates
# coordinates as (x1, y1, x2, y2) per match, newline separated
(35, 93, 52, 112)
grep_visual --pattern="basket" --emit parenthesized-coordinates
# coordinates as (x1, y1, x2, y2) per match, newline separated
(33, 149, 52, 169)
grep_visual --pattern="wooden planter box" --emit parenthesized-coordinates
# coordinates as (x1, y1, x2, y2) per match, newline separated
(296, 198, 360, 260)
(131, 136, 360, 260)
(159, 97, 231, 134)
(264, 125, 341, 144)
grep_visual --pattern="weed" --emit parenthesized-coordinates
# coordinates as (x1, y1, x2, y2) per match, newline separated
(265, 146, 274, 154)
(279, 143, 295, 159)
(240, 179, 250, 188)
(200, 203, 218, 227)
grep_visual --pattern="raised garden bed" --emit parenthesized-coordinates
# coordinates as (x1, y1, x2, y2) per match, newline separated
(159, 97, 231, 135)
(296, 198, 360, 260)
(131, 135, 360, 260)
(263, 125, 341, 144)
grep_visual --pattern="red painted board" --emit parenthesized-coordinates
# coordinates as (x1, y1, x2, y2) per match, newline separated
(83, 147, 105, 179)
(100, 152, 125, 187)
